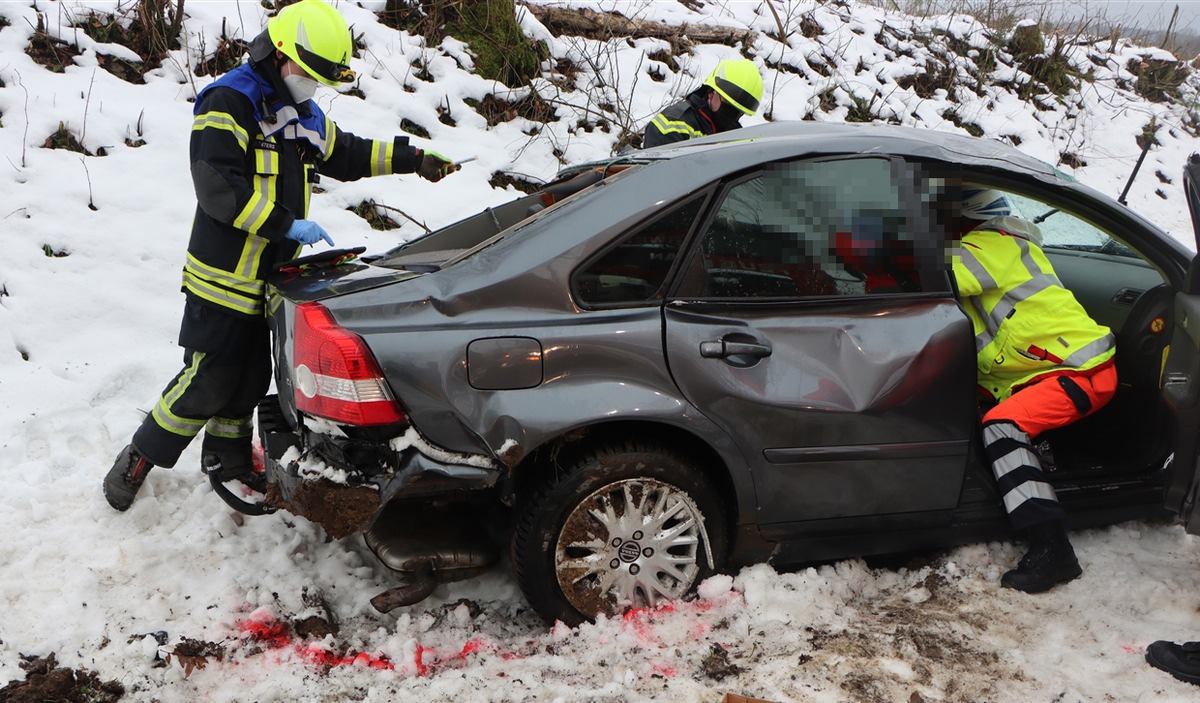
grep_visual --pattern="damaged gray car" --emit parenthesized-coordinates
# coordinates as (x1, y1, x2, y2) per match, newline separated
(251, 122, 1200, 625)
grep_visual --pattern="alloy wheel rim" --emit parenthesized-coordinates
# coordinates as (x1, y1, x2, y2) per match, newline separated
(554, 478, 706, 617)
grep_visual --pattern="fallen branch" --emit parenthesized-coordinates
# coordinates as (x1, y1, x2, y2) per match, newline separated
(374, 202, 431, 233)
(521, 4, 754, 51)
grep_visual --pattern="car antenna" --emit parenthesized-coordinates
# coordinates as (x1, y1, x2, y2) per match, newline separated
(1036, 118, 1156, 224)
(1118, 116, 1156, 206)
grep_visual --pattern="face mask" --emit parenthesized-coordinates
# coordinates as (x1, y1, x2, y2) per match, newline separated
(713, 102, 744, 130)
(283, 73, 319, 103)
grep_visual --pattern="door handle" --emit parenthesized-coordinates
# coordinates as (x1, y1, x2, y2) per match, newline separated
(699, 340, 772, 364)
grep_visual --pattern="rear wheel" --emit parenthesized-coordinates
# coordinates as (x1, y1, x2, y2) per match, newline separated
(511, 440, 728, 625)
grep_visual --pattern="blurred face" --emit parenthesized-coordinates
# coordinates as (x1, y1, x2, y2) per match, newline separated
(933, 193, 971, 240)
(928, 179, 976, 240)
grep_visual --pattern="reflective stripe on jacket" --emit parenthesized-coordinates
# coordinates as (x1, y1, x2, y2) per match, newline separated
(185, 63, 423, 317)
(643, 92, 716, 148)
(951, 215, 1115, 400)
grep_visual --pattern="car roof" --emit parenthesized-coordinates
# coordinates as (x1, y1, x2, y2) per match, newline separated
(633, 121, 1063, 183)
(542, 121, 1181, 269)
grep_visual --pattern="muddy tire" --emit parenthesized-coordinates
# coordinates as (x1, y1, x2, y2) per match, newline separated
(511, 440, 727, 625)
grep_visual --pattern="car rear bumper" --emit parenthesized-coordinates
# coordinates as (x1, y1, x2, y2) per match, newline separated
(258, 397, 500, 538)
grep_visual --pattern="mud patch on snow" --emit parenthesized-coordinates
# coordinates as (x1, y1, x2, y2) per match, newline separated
(775, 563, 1023, 701)
(0, 653, 124, 703)
(700, 643, 743, 681)
(167, 637, 226, 677)
(267, 478, 380, 539)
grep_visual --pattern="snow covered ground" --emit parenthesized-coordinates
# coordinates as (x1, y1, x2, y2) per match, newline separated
(3, 1, 1200, 700)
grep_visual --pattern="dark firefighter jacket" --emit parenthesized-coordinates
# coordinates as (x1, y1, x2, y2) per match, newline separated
(643, 91, 725, 148)
(185, 62, 423, 318)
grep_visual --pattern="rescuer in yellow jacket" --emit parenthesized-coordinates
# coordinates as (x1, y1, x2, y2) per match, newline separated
(103, 0, 461, 512)
(949, 187, 1117, 593)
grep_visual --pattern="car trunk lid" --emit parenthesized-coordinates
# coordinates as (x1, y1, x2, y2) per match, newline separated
(267, 247, 424, 305)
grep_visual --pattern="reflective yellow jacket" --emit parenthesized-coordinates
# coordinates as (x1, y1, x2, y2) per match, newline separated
(951, 216, 1115, 401)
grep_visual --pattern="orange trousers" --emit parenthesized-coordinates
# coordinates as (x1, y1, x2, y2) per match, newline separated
(982, 363, 1118, 439)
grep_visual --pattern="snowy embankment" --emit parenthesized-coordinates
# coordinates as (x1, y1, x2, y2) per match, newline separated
(2, 1, 1200, 701)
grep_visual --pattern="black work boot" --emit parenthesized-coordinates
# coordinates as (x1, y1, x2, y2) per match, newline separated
(1000, 520, 1082, 593)
(201, 450, 266, 493)
(1147, 641, 1200, 686)
(103, 444, 155, 512)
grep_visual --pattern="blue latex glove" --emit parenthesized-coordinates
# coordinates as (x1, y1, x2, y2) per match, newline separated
(284, 219, 335, 246)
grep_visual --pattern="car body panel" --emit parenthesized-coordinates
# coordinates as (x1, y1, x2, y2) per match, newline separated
(664, 296, 976, 524)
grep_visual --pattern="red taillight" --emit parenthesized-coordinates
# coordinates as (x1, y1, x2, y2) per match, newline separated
(292, 302, 407, 426)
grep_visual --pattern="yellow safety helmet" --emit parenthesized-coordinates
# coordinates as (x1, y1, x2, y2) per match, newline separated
(267, 0, 356, 85)
(703, 59, 763, 116)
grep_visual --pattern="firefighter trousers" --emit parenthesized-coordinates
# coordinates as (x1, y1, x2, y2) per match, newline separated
(132, 297, 271, 469)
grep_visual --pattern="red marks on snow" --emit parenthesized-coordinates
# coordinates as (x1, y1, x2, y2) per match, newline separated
(648, 661, 678, 677)
(413, 643, 431, 677)
(236, 613, 499, 676)
(238, 613, 395, 671)
(621, 601, 682, 644)
(302, 643, 395, 670)
(414, 637, 491, 676)
(240, 616, 292, 649)
(230, 594, 737, 679)
(460, 638, 488, 657)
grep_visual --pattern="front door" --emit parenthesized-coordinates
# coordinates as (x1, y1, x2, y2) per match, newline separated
(664, 157, 977, 529)
(1162, 154, 1200, 534)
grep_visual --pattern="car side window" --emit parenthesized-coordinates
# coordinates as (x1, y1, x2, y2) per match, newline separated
(574, 197, 703, 306)
(675, 158, 937, 298)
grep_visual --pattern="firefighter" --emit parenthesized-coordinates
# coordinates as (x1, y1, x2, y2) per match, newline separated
(103, 0, 460, 511)
(947, 186, 1117, 592)
(642, 58, 763, 148)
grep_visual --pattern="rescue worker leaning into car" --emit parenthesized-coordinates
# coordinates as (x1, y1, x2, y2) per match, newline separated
(642, 58, 763, 148)
(103, 0, 461, 512)
(947, 186, 1117, 593)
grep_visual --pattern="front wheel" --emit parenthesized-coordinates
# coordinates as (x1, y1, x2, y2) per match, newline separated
(511, 441, 728, 625)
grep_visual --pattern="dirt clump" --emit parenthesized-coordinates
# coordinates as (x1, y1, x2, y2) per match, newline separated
(166, 637, 226, 678)
(0, 653, 124, 703)
(267, 478, 380, 539)
(701, 643, 743, 681)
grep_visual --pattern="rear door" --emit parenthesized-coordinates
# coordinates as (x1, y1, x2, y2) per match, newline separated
(663, 156, 977, 529)
(1162, 154, 1200, 534)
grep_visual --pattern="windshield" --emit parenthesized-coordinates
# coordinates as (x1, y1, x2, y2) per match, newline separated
(1005, 193, 1139, 258)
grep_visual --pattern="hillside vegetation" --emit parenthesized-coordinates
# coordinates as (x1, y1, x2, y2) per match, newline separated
(6, 0, 1200, 197)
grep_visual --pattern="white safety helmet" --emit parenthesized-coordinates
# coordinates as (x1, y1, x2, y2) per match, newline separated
(960, 187, 1012, 220)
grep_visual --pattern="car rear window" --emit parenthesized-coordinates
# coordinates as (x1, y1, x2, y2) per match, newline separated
(574, 196, 705, 305)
